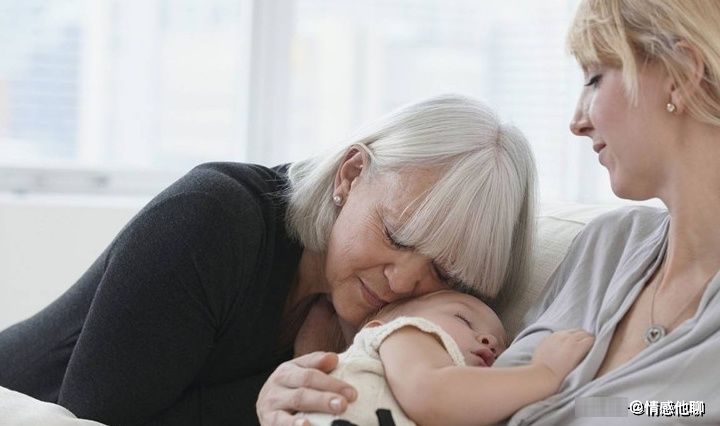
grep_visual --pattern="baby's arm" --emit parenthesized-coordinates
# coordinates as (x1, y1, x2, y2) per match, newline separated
(379, 327, 593, 426)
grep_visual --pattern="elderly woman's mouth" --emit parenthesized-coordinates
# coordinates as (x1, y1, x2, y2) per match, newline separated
(359, 278, 388, 309)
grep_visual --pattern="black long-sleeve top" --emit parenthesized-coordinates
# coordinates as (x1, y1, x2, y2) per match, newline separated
(0, 162, 303, 425)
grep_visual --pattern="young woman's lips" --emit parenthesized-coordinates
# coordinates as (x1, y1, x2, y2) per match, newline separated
(592, 142, 606, 154)
(359, 279, 387, 309)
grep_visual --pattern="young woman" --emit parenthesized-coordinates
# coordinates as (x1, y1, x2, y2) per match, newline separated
(495, 2, 720, 423)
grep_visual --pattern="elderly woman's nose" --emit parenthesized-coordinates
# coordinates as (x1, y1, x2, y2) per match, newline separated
(384, 255, 437, 295)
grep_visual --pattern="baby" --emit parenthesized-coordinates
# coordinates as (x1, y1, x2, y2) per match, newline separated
(301, 290, 593, 426)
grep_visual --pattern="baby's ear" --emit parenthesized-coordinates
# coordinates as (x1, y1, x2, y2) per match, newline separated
(364, 320, 384, 328)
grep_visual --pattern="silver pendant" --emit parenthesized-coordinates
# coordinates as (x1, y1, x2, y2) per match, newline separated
(644, 324, 666, 345)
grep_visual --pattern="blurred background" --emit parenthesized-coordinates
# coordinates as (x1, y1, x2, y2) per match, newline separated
(0, 0, 645, 328)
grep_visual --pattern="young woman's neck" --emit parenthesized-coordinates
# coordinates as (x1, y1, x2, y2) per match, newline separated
(658, 124, 720, 288)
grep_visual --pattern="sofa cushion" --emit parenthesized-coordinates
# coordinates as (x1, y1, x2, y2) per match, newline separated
(0, 385, 105, 425)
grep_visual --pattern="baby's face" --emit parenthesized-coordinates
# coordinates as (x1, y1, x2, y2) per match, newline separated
(406, 290, 507, 367)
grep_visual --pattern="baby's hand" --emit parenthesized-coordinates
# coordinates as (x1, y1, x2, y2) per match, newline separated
(531, 329, 594, 388)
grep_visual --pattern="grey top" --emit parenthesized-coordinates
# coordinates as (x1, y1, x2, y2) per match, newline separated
(495, 206, 720, 425)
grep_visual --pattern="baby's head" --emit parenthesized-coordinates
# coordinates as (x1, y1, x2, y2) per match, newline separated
(368, 290, 507, 367)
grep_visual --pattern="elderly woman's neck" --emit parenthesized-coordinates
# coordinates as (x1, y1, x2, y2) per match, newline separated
(286, 249, 328, 312)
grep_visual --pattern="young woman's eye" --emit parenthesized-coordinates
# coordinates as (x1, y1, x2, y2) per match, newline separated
(584, 74, 602, 87)
(384, 226, 410, 249)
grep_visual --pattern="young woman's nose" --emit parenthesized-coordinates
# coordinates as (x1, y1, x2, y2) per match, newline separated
(384, 253, 441, 296)
(477, 333, 500, 354)
(570, 94, 593, 137)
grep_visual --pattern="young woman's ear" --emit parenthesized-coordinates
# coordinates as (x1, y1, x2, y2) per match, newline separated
(669, 40, 706, 113)
(333, 145, 369, 199)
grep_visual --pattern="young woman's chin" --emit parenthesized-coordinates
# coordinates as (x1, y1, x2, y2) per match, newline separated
(609, 176, 657, 202)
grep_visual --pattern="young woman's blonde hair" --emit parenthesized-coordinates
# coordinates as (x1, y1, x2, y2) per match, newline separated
(285, 95, 536, 305)
(567, 0, 720, 126)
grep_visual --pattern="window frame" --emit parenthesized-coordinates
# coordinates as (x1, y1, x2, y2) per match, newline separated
(0, 0, 292, 196)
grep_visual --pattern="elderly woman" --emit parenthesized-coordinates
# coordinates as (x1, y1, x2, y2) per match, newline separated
(0, 95, 536, 425)
(260, 1, 720, 425)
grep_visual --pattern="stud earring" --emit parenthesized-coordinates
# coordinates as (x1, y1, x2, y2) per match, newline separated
(666, 102, 676, 113)
(332, 194, 344, 206)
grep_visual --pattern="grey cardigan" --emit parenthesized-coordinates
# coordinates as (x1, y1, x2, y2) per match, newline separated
(495, 206, 719, 425)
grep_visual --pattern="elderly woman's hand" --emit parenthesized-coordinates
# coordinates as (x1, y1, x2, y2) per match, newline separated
(256, 351, 357, 426)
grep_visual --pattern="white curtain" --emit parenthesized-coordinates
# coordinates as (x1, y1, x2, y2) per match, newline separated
(0, 0, 632, 204)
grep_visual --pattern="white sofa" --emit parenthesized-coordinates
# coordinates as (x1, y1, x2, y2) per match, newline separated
(0, 202, 620, 424)
(0, 386, 104, 425)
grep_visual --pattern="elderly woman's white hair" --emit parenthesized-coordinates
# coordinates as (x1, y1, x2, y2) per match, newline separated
(286, 94, 536, 305)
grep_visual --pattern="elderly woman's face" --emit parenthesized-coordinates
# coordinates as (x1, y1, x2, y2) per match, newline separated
(325, 152, 450, 327)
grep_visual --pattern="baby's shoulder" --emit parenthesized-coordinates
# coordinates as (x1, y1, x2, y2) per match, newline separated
(354, 317, 466, 366)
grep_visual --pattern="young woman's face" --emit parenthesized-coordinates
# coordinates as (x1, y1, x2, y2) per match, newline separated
(324, 157, 451, 328)
(406, 290, 507, 367)
(570, 64, 672, 200)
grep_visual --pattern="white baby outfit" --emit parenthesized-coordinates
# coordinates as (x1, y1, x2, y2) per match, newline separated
(303, 316, 466, 426)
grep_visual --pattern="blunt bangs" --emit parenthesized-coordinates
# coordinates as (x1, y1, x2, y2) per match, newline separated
(392, 150, 523, 299)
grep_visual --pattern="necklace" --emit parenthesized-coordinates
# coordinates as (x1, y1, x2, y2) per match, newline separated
(644, 264, 708, 346)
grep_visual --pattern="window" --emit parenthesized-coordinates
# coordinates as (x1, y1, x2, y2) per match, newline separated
(0, 0, 625, 203)
(283, 0, 596, 202)
(1, 0, 253, 194)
